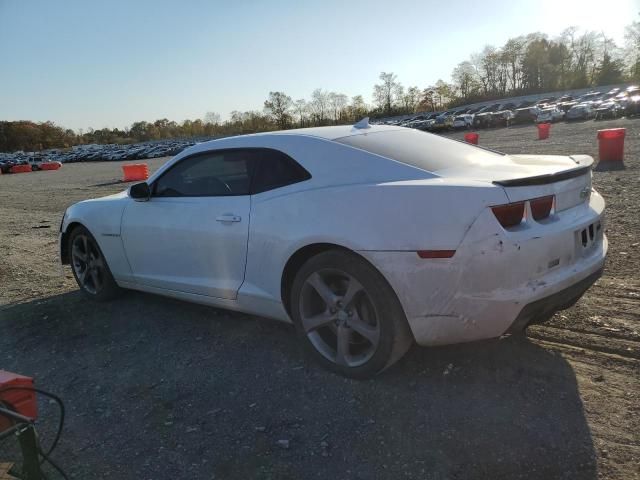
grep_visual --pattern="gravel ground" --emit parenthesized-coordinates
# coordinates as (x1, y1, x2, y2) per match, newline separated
(1, 118, 639, 479)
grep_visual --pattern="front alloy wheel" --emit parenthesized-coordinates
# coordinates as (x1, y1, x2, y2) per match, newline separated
(71, 233, 105, 295)
(68, 226, 121, 301)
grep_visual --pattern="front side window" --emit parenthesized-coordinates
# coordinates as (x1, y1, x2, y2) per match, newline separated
(153, 150, 255, 197)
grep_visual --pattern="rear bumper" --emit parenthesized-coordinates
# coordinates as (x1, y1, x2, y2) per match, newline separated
(506, 267, 603, 333)
(360, 190, 607, 347)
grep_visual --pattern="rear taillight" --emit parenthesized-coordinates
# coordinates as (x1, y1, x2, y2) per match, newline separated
(491, 195, 555, 228)
(530, 195, 554, 220)
(491, 202, 525, 228)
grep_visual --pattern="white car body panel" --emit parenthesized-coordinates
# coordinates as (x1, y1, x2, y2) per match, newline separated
(121, 195, 250, 299)
(61, 125, 607, 346)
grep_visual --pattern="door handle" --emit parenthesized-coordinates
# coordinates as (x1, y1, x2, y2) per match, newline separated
(216, 214, 241, 223)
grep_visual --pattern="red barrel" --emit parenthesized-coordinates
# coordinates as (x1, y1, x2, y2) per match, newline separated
(597, 128, 625, 163)
(537, 123, 551, 140)
(464, 132, 479, 145)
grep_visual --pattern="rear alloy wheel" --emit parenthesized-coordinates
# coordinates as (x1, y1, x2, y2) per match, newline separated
(69, 226, 121, 301)
(290, 250, 413, 378)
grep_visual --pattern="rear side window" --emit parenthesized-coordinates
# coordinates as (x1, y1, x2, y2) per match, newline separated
(334, 129, 504, 173)
(251, 149, 311, 194)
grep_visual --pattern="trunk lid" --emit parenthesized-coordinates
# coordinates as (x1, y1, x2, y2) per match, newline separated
(434, 154, 593, 211)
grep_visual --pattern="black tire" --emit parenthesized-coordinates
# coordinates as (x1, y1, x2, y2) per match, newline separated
(289, 250, 413, 378)
(68, 225, 121, 301)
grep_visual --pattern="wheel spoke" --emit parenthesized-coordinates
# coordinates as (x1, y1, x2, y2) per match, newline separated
(90, 268, 101, 291)
(348, 314, 379, 345)
(77, 268, 87, 286)
(72, 244, 88, 262)
(302, 311, 336, 333)
(307, 272, 337, 306)
(81, 235, 89, 255)
(335, 325, 351, 366)
(341, 276, 363, 309)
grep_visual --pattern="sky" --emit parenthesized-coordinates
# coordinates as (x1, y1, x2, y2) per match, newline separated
(0, 0, 637, 130)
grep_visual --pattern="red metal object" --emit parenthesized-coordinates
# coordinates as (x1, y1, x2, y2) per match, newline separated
(464, 132, 479, 145)
(537, 123, 551, 140)
(40, 161, 62, 170)
(597, 128, 625, 163)
(9, 164, 32, 174)
(122, 163, 149, 182)
(0, 370, 37, 431)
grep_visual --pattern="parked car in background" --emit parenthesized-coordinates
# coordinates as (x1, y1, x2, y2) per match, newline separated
(557, 100, 578, 113)
(625, 94, 640, 117)
(566, 103, 595, 121)
(594, 101, 623, 120)
(556, 95, 575, 103)
(511, 107, 540, 125)
(535, 97, 556, 107)
(489, 110, 514, 128)
(536, 106, 564, 123)
(452, 114, 473, 129)
(577, 92, 601, 104)
(431, 112, 455, 131)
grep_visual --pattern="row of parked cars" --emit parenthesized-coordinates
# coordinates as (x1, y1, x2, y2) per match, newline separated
(377, 85, 640, 131)
(0, 139, 198, 174)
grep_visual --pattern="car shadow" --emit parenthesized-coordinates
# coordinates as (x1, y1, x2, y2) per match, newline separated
(0, 291, 596, 479)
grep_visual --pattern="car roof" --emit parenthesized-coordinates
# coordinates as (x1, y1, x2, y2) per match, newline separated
(195, 124, 406, 147)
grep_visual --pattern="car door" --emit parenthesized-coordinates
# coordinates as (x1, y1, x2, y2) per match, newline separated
(120, 149, 256, 299)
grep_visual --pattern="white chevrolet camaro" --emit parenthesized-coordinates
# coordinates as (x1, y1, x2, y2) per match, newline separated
(60, 121, 607, 377)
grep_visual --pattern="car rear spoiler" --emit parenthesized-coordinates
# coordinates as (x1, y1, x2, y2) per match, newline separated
(492, 165, 591, 187)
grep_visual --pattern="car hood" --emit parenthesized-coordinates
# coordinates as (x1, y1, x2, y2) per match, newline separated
(80, 190, 129, 204)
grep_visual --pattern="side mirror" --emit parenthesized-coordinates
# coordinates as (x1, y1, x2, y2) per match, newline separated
(129, 182, 151, 201)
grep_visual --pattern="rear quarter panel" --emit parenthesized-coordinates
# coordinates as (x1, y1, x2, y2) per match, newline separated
(241, 179, 509, 306)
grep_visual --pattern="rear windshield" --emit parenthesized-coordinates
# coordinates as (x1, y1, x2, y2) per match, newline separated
(334, 129, 505, 172)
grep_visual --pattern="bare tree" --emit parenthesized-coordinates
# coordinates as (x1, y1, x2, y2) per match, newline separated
(399, 86, 420, 113)
(624, 17, 640, 79)
(501, 37, 526, 91)
(293, 99, 308, 127)
(372, 72, 402, 115)
(420, 87, 437, 111)
(327, 92, 349, 123)
(451, 61, 479, 99)
(308, 88, 330, 124)
(349, 95, 367, 121)
(204, 111, 221, 125)
(263, 91, 293, 129)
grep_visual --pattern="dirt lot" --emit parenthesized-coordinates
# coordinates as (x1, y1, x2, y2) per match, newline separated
(1, 118, 639, 479)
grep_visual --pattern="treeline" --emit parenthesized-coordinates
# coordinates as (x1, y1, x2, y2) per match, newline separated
(374, 21, 640, 115)
(2, 21, 638, 153)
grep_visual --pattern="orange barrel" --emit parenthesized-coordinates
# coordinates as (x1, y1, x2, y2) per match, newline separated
(464, 132, 479, 145)
(597, 128, 625, 163)
(537, 123, 551, 140)
(122, 163, 149, 182)
(10, 164, 32, 173)
(40, 161, 62, 170)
